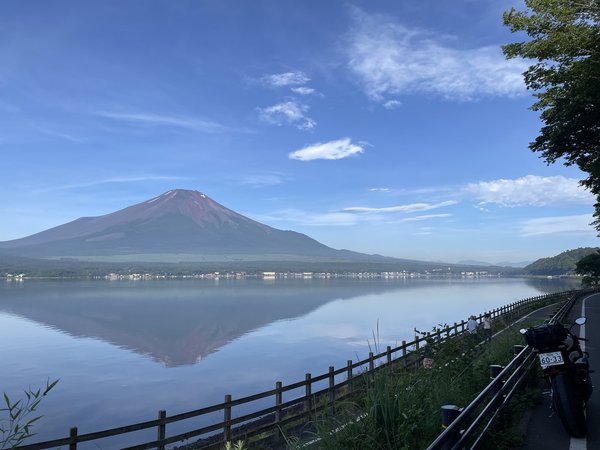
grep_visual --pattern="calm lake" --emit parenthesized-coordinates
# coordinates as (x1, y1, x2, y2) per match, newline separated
(0, 277, 579, 447)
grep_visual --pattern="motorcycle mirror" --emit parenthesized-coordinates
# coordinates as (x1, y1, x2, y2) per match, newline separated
(519, 328, 527, 335)
(575, 317, 587, 326)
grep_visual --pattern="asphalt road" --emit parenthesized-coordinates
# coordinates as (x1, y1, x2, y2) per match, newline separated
(518, 291, 600, 450)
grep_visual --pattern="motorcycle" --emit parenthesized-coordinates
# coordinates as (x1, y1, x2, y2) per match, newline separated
(521, 317, 593, 438)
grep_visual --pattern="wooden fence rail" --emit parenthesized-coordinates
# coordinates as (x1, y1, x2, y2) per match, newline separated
(14, 290, 576, 450)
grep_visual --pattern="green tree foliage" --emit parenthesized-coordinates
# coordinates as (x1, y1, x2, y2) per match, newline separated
(523, 247, 599, 275)
(502, 0, 600, 231)
(575, 249, 600, 284)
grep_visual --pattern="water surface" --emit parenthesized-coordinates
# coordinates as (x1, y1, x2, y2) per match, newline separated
(0, 277, 578, 445)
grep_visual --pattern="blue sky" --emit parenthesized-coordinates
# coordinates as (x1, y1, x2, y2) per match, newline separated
(0, 0, 597, 264)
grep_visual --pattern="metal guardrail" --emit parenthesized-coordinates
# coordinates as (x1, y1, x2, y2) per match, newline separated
(426, 288, 596, 450)
(13, 290, 581, 450)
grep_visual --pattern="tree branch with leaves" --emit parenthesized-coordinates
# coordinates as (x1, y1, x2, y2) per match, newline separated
(503, 0, 600, 231)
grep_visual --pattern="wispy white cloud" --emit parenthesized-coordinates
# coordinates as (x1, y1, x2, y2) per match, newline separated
(36, 176, 188, 193)
(343, 200, 457, 214)
(253, 207, 451, 227)
(399, 213, 452, 222)
(239, 174, 284, 187)
(95, 111, 229, 133)
(369, 187, 391, 192)
(36, 128, 87, 144)
(346, 7, 527, 102)
(262, 71, 310, 87)
(291, 86, 321, 96)
(252, 209, 361, 226)
(383, 100, 401, 110)
(465, 175, 594, 207)
(289, 138, 364, 161)
(520, 214, 596, 236)
(257, 101, 316, 130)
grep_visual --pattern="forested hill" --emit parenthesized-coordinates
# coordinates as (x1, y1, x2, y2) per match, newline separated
(523, 247, 599, 276)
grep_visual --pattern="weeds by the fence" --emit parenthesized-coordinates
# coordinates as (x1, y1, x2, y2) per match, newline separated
(300, 319, 540, 450)
(0, 380, 59, 450)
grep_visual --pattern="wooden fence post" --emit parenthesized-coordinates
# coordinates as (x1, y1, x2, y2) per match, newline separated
(157, 410, 166, 450)
(387, 346, 392, 368)
(415, 338, 420, 368)
(328, 366, 335, 408)
(369, 352, 374, 372)
(275, 381, 282, 442)
(224, 394, 232, 444)
(305, 373, 312, 412)
(347, 360, 353, 394)
(453, 322, 458, 335)
(69, 427, 78, 450)
(402, 341, 407, 368)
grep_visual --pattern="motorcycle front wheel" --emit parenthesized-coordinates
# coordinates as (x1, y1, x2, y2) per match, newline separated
(552, 373, 587, 438)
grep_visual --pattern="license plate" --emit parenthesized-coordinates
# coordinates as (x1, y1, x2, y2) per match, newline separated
(539, 351, 564, 368)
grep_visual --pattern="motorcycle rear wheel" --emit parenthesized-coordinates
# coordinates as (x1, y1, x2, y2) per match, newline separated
(552, 373, 587, 438)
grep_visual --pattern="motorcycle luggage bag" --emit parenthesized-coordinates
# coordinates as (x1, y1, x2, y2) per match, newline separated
(524, 323, 567, 350)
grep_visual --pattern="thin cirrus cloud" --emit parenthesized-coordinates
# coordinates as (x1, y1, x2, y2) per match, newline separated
(289, 138, 364, 161)
(35, 176, 188, 193)
(257, 101, 316, 131)
(95, 111, 230, 133)
(261, 71, 310, 87)
(239, 174, 284, 187)
(291, 86, 321, 96)
(383, 100, 401, 110)
(399, 213, 452, 222)
(465, 175, 594, 207)
(520, 214, 596, 236)
(345, 7, 528, 102)
(343, 200, 457, 214)
(251, 209, 361, 226)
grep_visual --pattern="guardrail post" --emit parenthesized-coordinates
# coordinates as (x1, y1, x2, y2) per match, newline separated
(460, 320, 465, 333)
(489, 364, 506, 400)
(440, 405, 461, 450)
(402, 341, 407, 368)
(387, 346, 392, 370)
(224, 394, 232, 444)
(489, 364, 507, 428)
(275, 381, 282, 443)
(490, 364, 504, 380)
(69, 427, 78, 450)
(305, 373, 312, 412)
(453, 322, 458, 335)
(513, 345, 526, 356)
(369, 352, 374, 372)
(157, 410, 166, 450)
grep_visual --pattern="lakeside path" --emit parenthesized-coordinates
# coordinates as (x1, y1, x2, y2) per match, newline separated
(518, 291, 600, 450)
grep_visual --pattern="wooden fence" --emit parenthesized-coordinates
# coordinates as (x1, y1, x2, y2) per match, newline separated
(14, 290, 576, 450)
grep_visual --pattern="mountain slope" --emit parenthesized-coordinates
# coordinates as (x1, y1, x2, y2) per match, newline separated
(0, 189, 385, 261)
(523, 247, 599, 276)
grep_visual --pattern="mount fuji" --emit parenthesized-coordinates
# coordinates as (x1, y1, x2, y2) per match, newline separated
(0, 189, 390, 262)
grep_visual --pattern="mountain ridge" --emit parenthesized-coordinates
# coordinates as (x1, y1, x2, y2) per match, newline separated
(0, 189, 399, 263)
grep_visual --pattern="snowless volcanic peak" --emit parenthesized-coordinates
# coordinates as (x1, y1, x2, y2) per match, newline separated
(0, 188, 350, 258)
(105, 188, 270, 230)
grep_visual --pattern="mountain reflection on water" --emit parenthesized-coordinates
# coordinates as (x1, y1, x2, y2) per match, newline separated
(0, 277, 580, 367)
(0, 278, 413, 366)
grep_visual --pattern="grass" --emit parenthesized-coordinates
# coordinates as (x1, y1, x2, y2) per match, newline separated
(296, 316, 543, 450)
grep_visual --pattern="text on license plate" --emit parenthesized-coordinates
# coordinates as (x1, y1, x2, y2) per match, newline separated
(539, 351, 564, 368)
